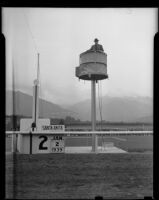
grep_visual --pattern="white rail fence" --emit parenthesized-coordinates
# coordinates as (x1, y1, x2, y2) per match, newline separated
(6, 130, 153, 153)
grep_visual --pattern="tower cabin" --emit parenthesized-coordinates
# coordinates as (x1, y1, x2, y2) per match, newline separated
(76, 39, 108, 81)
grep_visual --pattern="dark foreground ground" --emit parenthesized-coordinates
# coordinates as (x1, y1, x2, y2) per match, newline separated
(6, 153, 153, 199)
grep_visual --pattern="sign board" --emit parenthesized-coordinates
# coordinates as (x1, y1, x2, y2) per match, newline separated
(36, 134, 65, 153)
(18, 134, 65, 154)
(20, 118, 50, 131)
(18, 119, 66, 154)
(42, 125, 65, 132)
(50, 135, 65, 153)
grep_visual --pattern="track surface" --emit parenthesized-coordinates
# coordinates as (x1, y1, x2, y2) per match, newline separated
(6, 153, 153, 199)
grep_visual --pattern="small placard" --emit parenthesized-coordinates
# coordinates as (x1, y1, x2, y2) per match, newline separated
(51, 147, 64, 153)
(50, 135, 65, 153)
(42, 125, 65, 132)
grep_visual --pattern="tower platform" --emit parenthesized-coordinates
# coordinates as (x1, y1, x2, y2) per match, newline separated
(76, 51, 108, 81)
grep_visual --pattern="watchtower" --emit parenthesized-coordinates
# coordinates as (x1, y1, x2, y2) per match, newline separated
(75, 39, 108, 153)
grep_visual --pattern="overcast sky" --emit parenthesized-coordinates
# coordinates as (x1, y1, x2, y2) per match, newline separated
(3, 8, 157, 105)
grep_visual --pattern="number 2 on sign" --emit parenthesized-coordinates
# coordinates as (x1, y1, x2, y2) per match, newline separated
(56, 141, 59, 147)
(39, 136, 48, 150)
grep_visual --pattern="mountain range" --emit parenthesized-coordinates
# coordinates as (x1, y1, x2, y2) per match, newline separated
(6, 90, 153, 123)
(6, 90, 77, 119)
(68, 95, 153, 122)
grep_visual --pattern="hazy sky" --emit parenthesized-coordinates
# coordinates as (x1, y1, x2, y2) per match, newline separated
(3, 8, 157, 105)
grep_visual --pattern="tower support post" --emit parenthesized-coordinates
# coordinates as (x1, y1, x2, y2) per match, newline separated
(91, 80, 98, 153)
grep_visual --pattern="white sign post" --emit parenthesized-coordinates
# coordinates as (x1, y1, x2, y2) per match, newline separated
(20, 118, 50, 131)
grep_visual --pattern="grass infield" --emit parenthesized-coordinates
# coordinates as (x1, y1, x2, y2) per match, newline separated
(6, 153, 153, 199)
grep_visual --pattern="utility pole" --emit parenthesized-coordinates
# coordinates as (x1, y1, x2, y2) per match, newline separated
(32, 53, 40, 131)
